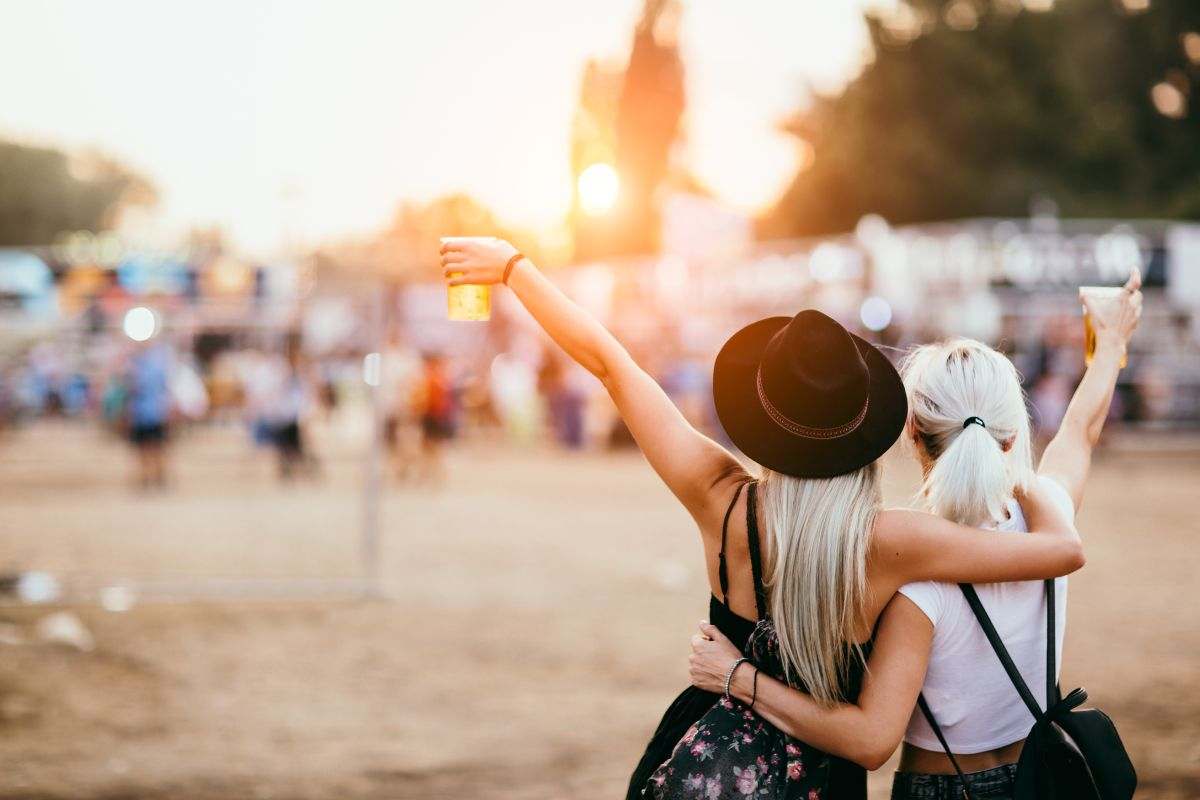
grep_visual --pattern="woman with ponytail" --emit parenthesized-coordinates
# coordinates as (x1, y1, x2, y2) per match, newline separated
(688, 271, 1143, 800)
(439, 238, 1084, 800)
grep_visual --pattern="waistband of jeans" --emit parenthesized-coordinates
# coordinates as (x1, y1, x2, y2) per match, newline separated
(892, 763, 1018, 799)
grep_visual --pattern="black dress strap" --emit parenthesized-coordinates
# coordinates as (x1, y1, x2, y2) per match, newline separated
(746, 481, 768, 619)
(717, 481, 747, 602)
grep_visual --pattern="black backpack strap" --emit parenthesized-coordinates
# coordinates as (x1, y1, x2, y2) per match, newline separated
(958, 583, 1045, 721)
(916, 695, 974, 800)
(716, 482, 747, 604)
(1046, 578, 1060, 706)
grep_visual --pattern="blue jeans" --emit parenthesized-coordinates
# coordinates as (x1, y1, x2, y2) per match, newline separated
(891, 764, 1018, 800)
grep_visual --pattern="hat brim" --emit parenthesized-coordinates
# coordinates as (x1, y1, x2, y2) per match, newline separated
(712, 317, 908, 479)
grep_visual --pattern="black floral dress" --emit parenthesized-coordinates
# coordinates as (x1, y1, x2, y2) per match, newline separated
(635, 481, 869, 800)
(644, 617, 838, 800)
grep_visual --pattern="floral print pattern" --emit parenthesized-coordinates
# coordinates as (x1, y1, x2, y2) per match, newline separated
(644, 618, 831, 799)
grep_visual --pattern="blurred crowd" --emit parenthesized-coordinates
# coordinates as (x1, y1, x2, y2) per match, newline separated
(0, 295, 1175, 496)
(0, 322, 618, 491)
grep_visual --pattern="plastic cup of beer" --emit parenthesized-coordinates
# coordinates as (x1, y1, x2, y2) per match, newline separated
(441, 237, 491, 322)
(1080, 286, 1127, 368)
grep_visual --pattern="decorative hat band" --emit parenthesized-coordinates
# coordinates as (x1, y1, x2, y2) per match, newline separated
(755, 366, 869, 441)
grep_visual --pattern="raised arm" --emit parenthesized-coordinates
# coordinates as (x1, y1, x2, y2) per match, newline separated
(690, 595, 933, 769)
(440, 238, 743, 522)
(873, 475, 1082, 588)
(1039, 269, 1143, 509)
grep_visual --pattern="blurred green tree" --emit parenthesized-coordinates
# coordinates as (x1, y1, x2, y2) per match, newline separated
(761, 0, 1200, 238)
(0, 140, 156, 246)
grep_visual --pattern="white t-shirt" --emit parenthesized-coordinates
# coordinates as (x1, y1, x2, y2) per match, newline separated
(898, 475, 1076, 754)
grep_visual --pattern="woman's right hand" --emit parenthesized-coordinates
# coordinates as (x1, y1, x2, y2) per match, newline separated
(1081, 267, 1143, 348)
(689, 622, 745, 695)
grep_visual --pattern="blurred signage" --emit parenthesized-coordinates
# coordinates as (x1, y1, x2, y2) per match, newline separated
(878, 222, 1159, 291)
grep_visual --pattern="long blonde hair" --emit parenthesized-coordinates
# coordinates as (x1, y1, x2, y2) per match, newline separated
(758, 463, 880, 706)
(900, 338, 1034, 526)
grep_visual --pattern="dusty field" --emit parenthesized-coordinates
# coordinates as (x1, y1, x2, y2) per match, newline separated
(0, 420, 1197, 799)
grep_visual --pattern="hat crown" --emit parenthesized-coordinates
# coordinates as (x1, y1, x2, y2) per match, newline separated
(759, 311, 870, 428)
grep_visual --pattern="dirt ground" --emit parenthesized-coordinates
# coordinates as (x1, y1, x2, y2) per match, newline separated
(0, 420, 1197, 799)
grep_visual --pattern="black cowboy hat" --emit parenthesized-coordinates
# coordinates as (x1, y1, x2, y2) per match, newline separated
(713, 309, 907, 478)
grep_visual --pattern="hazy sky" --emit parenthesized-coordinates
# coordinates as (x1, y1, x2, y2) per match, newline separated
(2, 1, 883, 255)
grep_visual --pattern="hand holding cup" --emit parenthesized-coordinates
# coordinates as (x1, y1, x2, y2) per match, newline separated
(1079, 268, 1143, 367)
(440, 237, 519, 287)
(439, 236, 517, 321)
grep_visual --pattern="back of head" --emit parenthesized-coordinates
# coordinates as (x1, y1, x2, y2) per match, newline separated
(901, 339, 1034, 526)
(759, 463, 880, 706)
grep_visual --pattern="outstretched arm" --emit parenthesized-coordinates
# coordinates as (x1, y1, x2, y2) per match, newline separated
(690, 595, 933, 769)
(441, 239, 744, 522)
(1039, 269, 1143, 510)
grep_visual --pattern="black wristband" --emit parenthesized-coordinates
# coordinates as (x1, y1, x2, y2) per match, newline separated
(750, 667, 759, 710)
(502, 253, 524, 285)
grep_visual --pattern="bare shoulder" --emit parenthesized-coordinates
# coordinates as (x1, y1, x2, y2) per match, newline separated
(872, 508, 927, 550)
(868, 508, 949, 587)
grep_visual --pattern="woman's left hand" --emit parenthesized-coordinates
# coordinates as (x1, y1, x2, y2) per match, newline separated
(440, 237, 519, 286)
(689, 621, 746, 694)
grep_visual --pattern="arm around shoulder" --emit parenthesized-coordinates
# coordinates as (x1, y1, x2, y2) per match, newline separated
(875, 497, 1082, 586)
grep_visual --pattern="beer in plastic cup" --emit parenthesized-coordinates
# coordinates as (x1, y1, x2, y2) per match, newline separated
(1080, 286, 1128, 368)
(441, 237, 492, 322)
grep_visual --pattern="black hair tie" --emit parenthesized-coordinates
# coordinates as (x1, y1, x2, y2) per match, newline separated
(963, 416, 986, 430)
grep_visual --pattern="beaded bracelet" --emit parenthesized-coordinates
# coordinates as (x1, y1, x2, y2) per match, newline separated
(724, 657, 749, 700)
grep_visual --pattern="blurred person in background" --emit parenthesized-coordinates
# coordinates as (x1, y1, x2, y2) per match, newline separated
(100, 363, 129, 434)
(440, 238, 1082, 800)
(0, 367, 13, 433)
(538, 349, 587, 449)
(18, 342, 59, 417)
(380, 332, 422, 481)
(265, 341, 317, 482)
(239, 347, 282, 458)
(169, 354, 210, 424)
(125, 339, 175, 490)
(1029, 371, 1072, 447)
(414, 351, 455, 484)
(687, 273, 1142, 800)
(488, 349, 541, 444)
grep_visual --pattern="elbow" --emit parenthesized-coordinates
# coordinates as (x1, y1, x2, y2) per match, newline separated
(859, 753, 888, 772)
(859, 742, 895, 771)
(1071, 545, 1087, 573)
(593, 362, 613, 386)
(1062, 539, 1086, 574)
(851, 731, 897, 771)
(594, 346, 634, 388)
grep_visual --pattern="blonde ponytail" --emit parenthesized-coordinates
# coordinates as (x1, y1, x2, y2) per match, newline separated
(901, 339, 1034, 527)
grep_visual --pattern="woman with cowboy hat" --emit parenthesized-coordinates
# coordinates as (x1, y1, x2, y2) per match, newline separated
(685, 273, 1143, 800)
(439, 238, 1081, 799)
